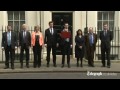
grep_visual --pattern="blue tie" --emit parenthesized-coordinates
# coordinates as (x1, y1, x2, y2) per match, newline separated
(90, 34, 93, 46)
(8, 32, 11, 46)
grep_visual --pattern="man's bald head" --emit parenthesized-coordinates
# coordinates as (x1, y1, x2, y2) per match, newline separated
(22, 24, 28, 30)
(89, 27, 93, 34)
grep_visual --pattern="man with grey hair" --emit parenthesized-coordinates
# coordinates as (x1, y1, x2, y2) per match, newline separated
(85, 27, 97, 67)
(19, 24, 31, 68)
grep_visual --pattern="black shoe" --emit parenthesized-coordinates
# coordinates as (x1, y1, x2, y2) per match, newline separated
(11, 67, 14, 70)
(38, 63, 41, 68)
(107, 66, 110, 68)
(38, 65, 41, 68)
(77, 63, 79, 67)
(81, 64, 83, 67)
(34, 66, 37, 68)
(91, 64, 95, 67)
(47, 64, 49, 67)
(101, 65, 105, 67)
(53, 64, 57, 67)
(26, 62, 29, 68)
(88, 64, 91, 67)
(68, 64, 71, 68)
(20, 65, 23, 68)
(61, 64, 64, 68)
(4, 66, 9, 69)
(20, 63, 23, 68)
(26, 65, 29, 68)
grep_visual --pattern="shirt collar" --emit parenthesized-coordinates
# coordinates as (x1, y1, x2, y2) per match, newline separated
(50, 28, 53, 30)
(23, 30, 26, 32)
(8, 31, 11, 33)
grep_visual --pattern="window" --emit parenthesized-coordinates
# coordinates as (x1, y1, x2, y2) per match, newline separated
(8, 11, 25, 31)
(97, 11, 115, 31)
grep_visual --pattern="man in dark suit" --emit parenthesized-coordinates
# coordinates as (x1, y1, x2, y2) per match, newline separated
(100, 24, 113, 68)
(2, 25, 17, 69)
(44, 21, 59, 67)
(19, 24, 31, 68)
(60, 23, 72, 68)
(85, 27, 97, 67)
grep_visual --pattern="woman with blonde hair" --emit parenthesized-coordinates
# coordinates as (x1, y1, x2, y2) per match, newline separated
(31, 25, 44, 68)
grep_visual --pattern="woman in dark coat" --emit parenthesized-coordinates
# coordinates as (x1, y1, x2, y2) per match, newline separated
(75, 29, 85, 67)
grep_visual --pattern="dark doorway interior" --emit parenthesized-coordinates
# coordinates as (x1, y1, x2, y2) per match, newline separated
(52, 12, 73, 55)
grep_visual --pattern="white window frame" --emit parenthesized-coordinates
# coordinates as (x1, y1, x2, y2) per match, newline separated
(7, 11, 25, 30)
(97, 11, 115, 31)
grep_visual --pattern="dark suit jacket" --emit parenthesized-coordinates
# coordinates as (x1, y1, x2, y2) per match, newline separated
(19, 30, 31, 47)
(60, 30, 72, 46)
(100, 30, 113, 48)
(2, 31, 17, 49)
(44, 28, 58, 46)
(75, 35, 85, 58)
(85, 33, 97, 51)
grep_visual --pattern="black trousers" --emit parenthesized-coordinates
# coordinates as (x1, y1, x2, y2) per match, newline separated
(33, 45, 42, 67)
(5, 45, 15, 68)
(87, 45, 95, 66)
(101, 44, 111, 66)
(61, 42, 71, 65)
(20, 44, 29, 65)
(47, 45, 56, 64)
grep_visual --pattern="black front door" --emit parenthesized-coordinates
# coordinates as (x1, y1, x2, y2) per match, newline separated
(52, 12, 73, 55)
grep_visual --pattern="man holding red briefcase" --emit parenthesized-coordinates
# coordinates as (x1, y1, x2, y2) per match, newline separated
(60, 23, 72, 68)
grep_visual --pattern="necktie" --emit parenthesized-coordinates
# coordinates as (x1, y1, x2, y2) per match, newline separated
(8, 32, 11, 46)
(51, 28, 53, 35)
(24, 31, 25, 37)
(104, 30, 107, 36)
(23, 31, 26, 43)
(90, 34, 93, 46)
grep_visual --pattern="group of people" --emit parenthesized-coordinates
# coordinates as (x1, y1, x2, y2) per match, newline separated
(75, 24, 113, 68)
(1, 21, 113, 69)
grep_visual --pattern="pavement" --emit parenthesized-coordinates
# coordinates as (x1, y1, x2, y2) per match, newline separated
(0, 56, 120, 73)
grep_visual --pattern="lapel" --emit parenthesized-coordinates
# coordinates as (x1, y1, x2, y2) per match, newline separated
(49, 28, 55, 35)
(48, 28, 51, 35)
(88, 33, 90, 41)
(26, 31, 28, 37)
(6, 31, 13, 42)
(53, 28, 54, 35)
(93, 33, 95, 44)
(22, 30, 28, 38)
(88, 33, 95, 44)
(78, 35, 82, 40)
(103, 30, 109, 37)
(11, 32, 12, 41)
(21, 31, 23, 38)
(107, 30, 109, 36)
(5, 32, 7, 41)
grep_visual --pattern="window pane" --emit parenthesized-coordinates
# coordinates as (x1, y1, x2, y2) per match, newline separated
(98, 21, 102, 30)
(14, 11, 19, 20)
(109, 11, 114, 20)
(20, 11, 25, 20)
(8, 11, 13, 20)
(14, 21, 19, 31)
(20, 21, 25, 30)
(109, 21, 114, 30)
(103, 21, 108, 25)
(8, 21, 13, 28)
(103, 12, 108, 20)
(98, 12, 102, 20)
(98, 11, 115, 31)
